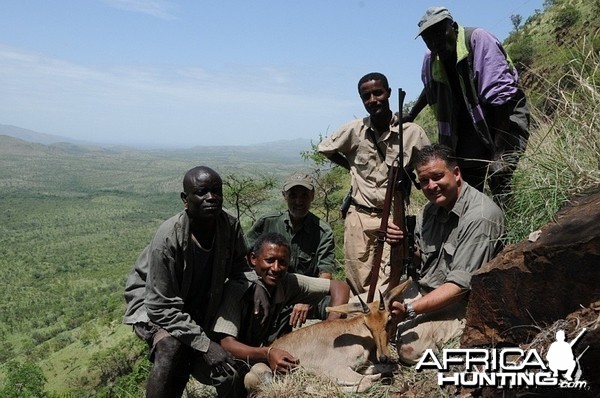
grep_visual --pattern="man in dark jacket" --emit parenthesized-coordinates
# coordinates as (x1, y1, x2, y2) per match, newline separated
(123, 166, 264, 398)
(405, 6, 530, 207)
(214, 232, 350, 395)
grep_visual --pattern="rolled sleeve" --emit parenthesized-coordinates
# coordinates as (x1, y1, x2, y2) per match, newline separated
(317, 121, 359, 157)
(286, 274, 331, 305)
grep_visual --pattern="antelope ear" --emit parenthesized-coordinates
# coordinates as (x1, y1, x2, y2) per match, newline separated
(384, 278, 413, 307)
(326, 302, 367, 314)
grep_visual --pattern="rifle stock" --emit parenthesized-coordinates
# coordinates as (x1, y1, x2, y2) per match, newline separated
(366, 88, 410, 303)
(385, 168, 407, 293)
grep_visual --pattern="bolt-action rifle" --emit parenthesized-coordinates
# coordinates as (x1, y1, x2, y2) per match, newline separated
(366, 88, 419, 303)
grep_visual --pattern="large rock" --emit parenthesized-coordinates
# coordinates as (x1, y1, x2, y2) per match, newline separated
(462, 302, 600, 398)
(462, 188, 600, 347)
(569, 303, 600, 390)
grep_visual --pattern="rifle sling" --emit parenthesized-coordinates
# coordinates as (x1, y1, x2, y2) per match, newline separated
(367, 129, 387, 162)
(369, 127, 419, 190)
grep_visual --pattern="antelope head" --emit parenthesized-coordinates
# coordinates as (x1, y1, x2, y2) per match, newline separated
(326, 291, 392, 363)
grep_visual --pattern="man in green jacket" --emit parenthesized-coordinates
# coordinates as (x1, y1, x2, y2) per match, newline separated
(386, 145, 504, 364)
(246, 172, 336, 327)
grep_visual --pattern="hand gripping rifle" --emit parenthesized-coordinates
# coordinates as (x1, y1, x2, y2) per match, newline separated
(366, 88, 419, 303)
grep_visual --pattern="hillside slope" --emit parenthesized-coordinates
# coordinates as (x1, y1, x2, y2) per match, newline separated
(504, 0, 600, 107)
(1, 1, 598, 396)
(0, 135, 307, 396)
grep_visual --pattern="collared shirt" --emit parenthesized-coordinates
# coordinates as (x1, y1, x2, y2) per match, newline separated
(213, 273, 331, 346)
(246, 211, 336, 277)
(123, 209, 251, 352)
(318, 119, 430, 209)
(416, 182, 504, 290)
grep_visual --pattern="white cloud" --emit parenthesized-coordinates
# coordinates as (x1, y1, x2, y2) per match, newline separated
(0, 45, 359, 146)
(176, 67, 212, 81)
(102, 0, 178, 20)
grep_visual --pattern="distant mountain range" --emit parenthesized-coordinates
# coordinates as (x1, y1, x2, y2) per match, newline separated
(0, 124, 94, 146)
(0, 123, 313, 164)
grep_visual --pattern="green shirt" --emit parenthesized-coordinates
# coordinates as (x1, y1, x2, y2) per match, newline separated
(416, 182, 505, 290)
(213, 273, 331, 346)
(246, 211, 336, 276)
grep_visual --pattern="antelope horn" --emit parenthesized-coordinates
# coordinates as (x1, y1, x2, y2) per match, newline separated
(356, 294, 370, 313)
(378, 290, 385, 311)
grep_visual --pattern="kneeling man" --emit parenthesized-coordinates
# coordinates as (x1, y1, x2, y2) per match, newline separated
(386, 144, 504, 364)
(213, 232, 350, 394)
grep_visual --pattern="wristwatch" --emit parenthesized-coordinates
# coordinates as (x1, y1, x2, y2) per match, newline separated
(404, 302, 417, 320)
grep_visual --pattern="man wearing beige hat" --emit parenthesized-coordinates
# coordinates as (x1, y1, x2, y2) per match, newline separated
(246, 171, 336, 329)
(405, 6, 530, 208)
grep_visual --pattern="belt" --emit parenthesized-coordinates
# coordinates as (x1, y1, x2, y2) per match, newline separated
(352, 202, 383, 214)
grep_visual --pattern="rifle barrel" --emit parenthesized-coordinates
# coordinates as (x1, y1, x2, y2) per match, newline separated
(366, 88, 406, 303)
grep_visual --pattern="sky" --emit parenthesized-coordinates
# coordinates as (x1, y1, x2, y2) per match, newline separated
(0, 0, 545, 148)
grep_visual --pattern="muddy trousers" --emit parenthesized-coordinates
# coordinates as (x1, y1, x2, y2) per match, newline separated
(146, 334, 191, 398)
(135, 323, 246, 398)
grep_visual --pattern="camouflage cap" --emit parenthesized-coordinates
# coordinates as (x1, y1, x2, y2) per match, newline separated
(282, 172, 314, 191)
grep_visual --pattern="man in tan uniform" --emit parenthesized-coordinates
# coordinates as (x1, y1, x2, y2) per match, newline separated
(318, 72, 430, 295)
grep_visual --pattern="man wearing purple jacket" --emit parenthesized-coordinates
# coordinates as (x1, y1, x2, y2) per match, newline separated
(404, 6, 530, 207)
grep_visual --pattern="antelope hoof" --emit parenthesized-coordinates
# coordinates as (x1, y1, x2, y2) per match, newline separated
(244, 362, 273, 392)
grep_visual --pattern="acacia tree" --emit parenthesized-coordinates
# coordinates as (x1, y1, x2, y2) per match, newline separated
(300, 137, 348, 224)
(223, 174, 275, 225)
(511, 14, 523, 31)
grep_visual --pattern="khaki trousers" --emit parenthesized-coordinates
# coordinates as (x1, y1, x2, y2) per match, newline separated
(344, 205, 390, 295)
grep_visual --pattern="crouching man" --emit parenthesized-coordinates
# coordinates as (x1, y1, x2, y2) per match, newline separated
(386, 144, 504, 364)
(212, 232, 350, 395)
(123, 166, 267, 397)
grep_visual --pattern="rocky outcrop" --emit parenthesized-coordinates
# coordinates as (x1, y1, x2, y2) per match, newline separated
(459, 189, 600, 396)
(462, 189, 600, 347)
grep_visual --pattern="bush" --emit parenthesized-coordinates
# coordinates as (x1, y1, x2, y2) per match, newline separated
(0, 360, 47, 398)
(88, 337, 149, 398)
(0, 341, 15, 363)
(507, 34, 536, 70)
(505, 49, 600, 243)
(554, 5, 581, 29)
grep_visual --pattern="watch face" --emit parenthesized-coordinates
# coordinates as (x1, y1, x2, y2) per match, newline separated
(405, 302, 416, 319)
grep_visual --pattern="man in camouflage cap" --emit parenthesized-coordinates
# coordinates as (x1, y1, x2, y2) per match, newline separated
(246, 171, 336, 330)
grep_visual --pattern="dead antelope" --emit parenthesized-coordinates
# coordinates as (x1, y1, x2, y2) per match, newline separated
(244, 279, 410, 393)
